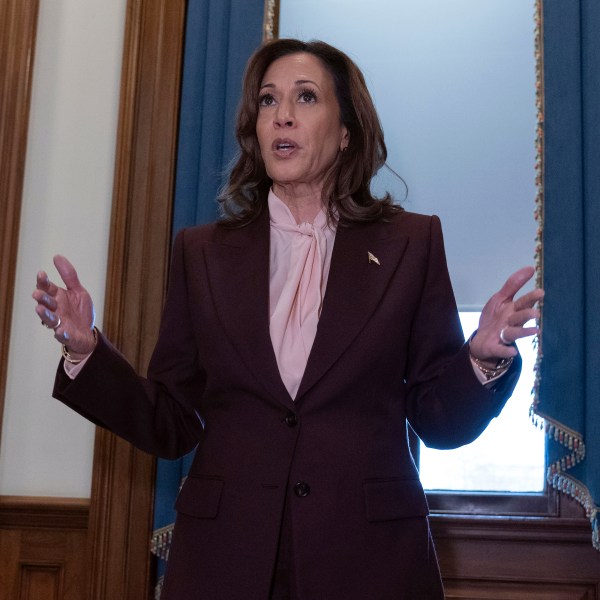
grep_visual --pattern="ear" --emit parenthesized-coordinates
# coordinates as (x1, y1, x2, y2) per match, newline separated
(340, 127, 350, 152)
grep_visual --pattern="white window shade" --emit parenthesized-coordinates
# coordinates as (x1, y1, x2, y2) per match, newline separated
(279, 0, 537, 310)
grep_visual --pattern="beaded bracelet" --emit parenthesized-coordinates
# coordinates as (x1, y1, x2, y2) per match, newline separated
(62, 327, 98, 364)
(471, 355, 514, 380)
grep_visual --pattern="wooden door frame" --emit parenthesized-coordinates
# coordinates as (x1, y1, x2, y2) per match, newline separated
(86, 0, 186, 597)
(88, 2, 277, 596)
(0, 0, 40, 443)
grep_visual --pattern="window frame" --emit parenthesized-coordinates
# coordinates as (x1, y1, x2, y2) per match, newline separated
(408, 427, 555, 518)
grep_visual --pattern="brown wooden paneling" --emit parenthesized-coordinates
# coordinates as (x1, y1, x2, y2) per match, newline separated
(0, 0, 40, 441)
(19, 564, 63, 600)
(85, 0, 186, 598)
(444, 579, 596, 600)
(432, 494, 600, 599)
(0, 496, 88, 600)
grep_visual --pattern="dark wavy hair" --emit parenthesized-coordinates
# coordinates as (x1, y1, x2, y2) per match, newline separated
(218, 38, 401, 227)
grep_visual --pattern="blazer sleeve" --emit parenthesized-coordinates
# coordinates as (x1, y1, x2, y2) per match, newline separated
(404, 216, 521, 450)
(52, 229, 206, 459)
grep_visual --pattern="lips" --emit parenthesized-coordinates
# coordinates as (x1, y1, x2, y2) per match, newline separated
(272, 138, 299, 156)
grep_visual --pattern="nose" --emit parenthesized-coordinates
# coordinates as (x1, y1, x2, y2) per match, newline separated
(274, 101, 295, 128)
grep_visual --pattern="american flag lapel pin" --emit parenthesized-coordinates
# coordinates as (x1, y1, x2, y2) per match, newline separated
(367, 251, 380, 266)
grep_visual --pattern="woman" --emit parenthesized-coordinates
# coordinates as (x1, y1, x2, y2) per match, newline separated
(34, 39, 542, 599)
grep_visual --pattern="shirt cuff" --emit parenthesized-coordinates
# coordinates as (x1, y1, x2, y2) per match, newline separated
(63, 352, 93, 380)
(469, 356, 508, 387)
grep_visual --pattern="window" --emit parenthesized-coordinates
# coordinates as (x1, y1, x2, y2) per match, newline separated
(419, 312, 545, 493)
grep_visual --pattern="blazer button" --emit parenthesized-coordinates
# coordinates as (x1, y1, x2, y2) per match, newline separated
(294, 482, 310, 497)
(284, 412, 298, 427)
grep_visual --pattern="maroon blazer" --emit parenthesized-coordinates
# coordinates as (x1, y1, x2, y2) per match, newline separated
(54, 209, 520, 599)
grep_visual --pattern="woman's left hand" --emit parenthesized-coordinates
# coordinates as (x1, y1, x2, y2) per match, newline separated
(469, 266, 544, 363)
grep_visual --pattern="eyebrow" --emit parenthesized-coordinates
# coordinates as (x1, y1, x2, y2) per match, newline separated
(259, 79, 320, 91)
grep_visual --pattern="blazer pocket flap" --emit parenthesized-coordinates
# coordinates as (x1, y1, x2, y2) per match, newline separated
(364, 478, 429, 522)
(175, 476, 224, 519)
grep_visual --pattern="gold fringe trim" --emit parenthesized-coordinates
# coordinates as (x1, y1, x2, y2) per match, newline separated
(154, 575, 164, 600)
(532, 411, 586, 474)
(549, 473, 600, 551)
(531, 0, 545, 413)
(150, 523, 174, 561)
(531, 409, 600, 553)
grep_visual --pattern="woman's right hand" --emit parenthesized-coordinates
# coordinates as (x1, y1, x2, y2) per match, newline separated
(33, 255, 97, 357)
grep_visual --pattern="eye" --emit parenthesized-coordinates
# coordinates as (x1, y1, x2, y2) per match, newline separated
(298, 89, 317, 104)
(258, 93, 276, 107)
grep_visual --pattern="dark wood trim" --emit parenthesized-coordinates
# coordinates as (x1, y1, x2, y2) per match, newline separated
(431, 493, 600, 598)
(431, 514, 595, 545)
(0, 495, 89, 530)
(0, 496, 89, 599)
(85, 0, 186, 598)
(0, 0, 40, 442)
(431, 492, 600, 596)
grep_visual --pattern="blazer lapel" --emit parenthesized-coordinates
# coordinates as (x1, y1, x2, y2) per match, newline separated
(296, 219, 409, 401)
(202, 211, 295, 409)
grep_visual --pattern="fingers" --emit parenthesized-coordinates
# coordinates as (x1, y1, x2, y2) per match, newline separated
(34, 257, 97, 353)
(471, 267, 543, 362)
(33, 269, 61, 325)
(35, 270, 60, 297)
(32, 288, 58, 311)
(35, 304, 59, 328)
(499, 305, 541, 346)
(36, 270, 49, 290)
(34, 260, 73, 334)
(472, 333, 519, 361)
(500, 285, 544, 341)
(53, 255, 83, 291)
(500, 324, 540, 345)
(514, 288, 544, 311)
(53, 322, 71, 345)
(495, 266, 536, 302)
(506, 306, 541, 328)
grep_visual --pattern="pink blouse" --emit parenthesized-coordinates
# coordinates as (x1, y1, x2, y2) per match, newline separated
(268, 189, 337, 399)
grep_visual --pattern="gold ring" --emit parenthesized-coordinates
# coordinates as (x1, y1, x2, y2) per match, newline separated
(42, 316, 61, 330)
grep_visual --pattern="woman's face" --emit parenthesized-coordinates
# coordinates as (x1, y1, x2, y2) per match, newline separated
(256, 52, 349, 196)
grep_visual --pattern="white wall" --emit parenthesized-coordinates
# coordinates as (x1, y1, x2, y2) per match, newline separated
(0, 0, 127, 497)
(280, 0, 537, 309)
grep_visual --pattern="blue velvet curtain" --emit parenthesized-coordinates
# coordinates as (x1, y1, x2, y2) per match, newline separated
(150, 0, 265, 591)
(536, 0, 599, 550)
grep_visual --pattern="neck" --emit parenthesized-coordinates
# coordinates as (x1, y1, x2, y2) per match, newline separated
(272, 182, 324, 224)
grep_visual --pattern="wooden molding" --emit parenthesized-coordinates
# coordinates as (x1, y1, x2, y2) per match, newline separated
(0, 496, 89, 599)
(431, 514, 598, 545)
(0, 495, 89, 530)
(443, 578, 597, 599)
(85, 0, 186, 598)
(432, 493, 600, 596)
(0, 0, 40, 442)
